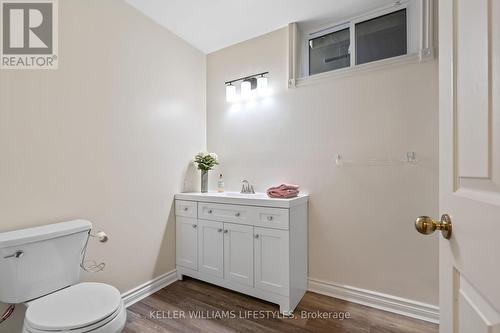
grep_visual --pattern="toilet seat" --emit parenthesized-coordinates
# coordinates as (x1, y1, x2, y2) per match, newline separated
(23, 282, 124, 333)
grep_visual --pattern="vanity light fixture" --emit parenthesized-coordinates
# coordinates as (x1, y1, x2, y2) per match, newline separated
(225, 84, 237, 102)
(225, 71, 269, 103)
(257, 75, 268, 96)
(240, 80, 252, 100)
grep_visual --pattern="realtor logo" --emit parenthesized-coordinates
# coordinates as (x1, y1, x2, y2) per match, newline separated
(1, 0, 58, 69)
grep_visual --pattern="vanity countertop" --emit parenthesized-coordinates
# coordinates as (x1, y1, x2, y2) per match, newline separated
(175, 192, 309, 208)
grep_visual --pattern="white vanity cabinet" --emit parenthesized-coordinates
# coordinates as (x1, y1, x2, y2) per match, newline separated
(224, 222, 254, 287)
(197, 219, 224, 277)
(175, 216, 198, 270)
(254, 227, 289, 296)
(175, 192, 308, 314)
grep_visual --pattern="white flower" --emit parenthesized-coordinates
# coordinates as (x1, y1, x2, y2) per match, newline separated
(209, 152, 218, 161)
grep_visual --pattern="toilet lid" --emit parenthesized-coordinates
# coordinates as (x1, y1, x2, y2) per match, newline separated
(25, 282, 122, 331)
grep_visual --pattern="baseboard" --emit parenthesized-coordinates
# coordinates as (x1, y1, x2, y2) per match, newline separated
(308, 278, 439, 324)
(121, 271, 438, 323)
(122, 269, 178, 308)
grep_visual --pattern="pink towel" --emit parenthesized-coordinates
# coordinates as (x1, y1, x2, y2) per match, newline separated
(266, 184, 300, 199)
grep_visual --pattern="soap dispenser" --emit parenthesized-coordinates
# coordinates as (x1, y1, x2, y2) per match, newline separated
(217, 174, 225, 193)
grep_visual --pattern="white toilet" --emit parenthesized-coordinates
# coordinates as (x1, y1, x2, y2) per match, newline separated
(0, 220, 126, 333)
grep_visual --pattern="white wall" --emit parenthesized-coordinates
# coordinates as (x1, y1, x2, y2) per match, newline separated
(0, 1, 205, 331)
(207, 27, 439, 305)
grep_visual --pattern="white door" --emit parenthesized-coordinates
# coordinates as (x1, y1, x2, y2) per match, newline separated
(224, 223, 254, 287)
(435, 0, 500, 332)
(254, 227, 289, 296)
(198, 219, 224, 278)
(176, 217, 198, 270)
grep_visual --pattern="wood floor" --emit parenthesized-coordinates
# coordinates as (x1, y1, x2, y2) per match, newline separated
(124, 277, 438, 333)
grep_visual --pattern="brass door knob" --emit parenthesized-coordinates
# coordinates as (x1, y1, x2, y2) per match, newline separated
(415, 214, 452, 239)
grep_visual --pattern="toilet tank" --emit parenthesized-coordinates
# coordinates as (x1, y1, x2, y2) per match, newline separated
(0, 220, 92, 304)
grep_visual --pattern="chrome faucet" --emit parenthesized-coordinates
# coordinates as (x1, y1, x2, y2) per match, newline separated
(240, 180, 255, 194)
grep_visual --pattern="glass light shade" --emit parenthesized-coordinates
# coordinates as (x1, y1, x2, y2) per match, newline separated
(240, 81, 252, 100)
(257, 76, 268, 95)
(226, 84, 237, 102)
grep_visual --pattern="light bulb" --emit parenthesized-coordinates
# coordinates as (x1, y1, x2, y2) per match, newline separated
(241, 81, 252, 100)
(257, 76, 268, 95)
(226, 84, 237, 102)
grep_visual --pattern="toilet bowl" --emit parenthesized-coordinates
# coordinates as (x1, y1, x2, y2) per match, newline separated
(0, 220, 126, 333)
(22, 283, 126, 333)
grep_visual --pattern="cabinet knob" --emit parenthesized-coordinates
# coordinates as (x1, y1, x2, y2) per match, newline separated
(254, 234, 259, 239)
(208, 209, 213, 214)
(235, 212, 241, 217)
(224, 230, 228, 233)
(192, 224, 197, 229)
(267, 216, 273, 221)
(218, 228, 223, 233)
(183, 207, 188, 211)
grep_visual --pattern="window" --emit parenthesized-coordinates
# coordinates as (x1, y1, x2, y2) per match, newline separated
(302, 1, 421, 78)
(355, 9, 407, 65)
(309, 28, 350, 75)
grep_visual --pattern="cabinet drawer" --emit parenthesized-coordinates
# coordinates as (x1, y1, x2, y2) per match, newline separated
(198, 202, 255, 225)
(176, 200, 197, 218)
(198, 202, 289, 230)
(254, 207, 289, 230)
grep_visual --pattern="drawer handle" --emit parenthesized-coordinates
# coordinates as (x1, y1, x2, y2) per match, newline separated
(183, 207, 189, 211)
(192, 224, 197, 229)
(218, 228, 223, 233)
(208, 209, 213, 214)
(254, 234, 259, 239)
(267, 216, 273, 221)
(224, 230, 228, 234)
(235, 212, 241, 217)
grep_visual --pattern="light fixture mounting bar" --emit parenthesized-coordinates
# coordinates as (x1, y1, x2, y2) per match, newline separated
(225, 71, 269, 85)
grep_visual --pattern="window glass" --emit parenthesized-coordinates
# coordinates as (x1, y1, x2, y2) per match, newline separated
(309, 28, 350, 75)
(355, 9, 407, 65)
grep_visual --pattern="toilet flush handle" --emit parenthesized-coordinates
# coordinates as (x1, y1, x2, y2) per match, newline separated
(3, 250, 23, 259)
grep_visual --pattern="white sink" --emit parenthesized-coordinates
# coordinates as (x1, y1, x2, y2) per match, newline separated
(219, 192, 268, 198)
(175, 191, 308, 209)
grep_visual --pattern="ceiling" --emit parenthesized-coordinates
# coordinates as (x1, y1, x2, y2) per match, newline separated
(125, 0, 395, 54)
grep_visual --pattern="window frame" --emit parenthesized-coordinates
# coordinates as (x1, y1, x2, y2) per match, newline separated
(353, 8, 408, 66)
(308, 22, 351, 75)
(302, 0, 418, 77)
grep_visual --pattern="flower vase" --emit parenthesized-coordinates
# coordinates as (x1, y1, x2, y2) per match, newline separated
(201, 170, 208, 193)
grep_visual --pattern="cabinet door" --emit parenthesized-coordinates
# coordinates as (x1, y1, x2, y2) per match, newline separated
(254, 227, 289, 296)
(198, 219, 224, 278)
(176, 217, 198, 270)
(224, 223, 254, 287)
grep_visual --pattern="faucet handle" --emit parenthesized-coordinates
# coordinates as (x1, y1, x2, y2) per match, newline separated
(241, 179, 249, 193)
(240, 179, 254, 194)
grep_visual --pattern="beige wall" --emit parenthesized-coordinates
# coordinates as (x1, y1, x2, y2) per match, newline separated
(0, 1, 205, 330)
(207, 27, 439, 305)
(0, 2, 438, 329)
